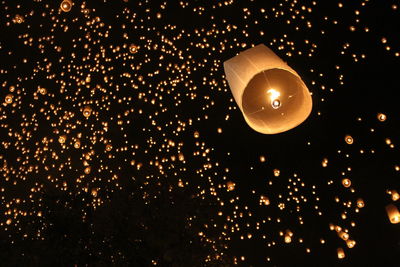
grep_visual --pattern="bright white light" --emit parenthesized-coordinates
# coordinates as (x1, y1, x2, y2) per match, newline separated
(267, 88, 281, 109)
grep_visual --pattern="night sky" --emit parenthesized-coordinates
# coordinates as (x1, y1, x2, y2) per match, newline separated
(0, 0, 399, 266)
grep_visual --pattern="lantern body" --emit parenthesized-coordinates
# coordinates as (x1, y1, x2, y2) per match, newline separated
(223, 44, 312, 134)
(386, 204, 400, 224)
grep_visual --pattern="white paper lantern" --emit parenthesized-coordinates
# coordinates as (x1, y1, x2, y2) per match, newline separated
(223, 44, 312, 134)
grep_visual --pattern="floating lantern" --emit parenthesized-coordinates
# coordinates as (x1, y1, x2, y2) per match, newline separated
(346, 239, 356, 248)
(338, 231, 349, 241)
(344, 135, 354, 144)
(105, 144, 112, 152)
(39, 87, 47, 95)
(83, 105, 92, 118)
(74, 140, 81, 149)
(385, 204, 400, 224)
(4, 94, 13, 104)
(259, 195, 270, 205)
(337, 248, 345, 259)
(223, 44, 312, 134)
(60, 0, 72, 12)
(129, 44, 139, 54)
(58, 135, 66, 144)
(392, 191, 400, 201)
(227, 181, 235, 191)
(356, 198, 365, 208)
(342, 178, 351, 188)
(377, 113, 387, 122)
(284, 230, 293, 243)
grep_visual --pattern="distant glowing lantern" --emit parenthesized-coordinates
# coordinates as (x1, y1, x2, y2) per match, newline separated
(259, 195, 270, 205)
(74, 140, 81, 149)
(338, 231, 349, 240)
(129, 44, 139, 54)
(284, 230, 293, 243)
(84, 166, 91, 174)
(227, 181, 235, 191)
(346, 239, 356, 248)
(223, 44, 312, 134)
(39, 87, 47, 95)
(344, 135, 354, 144)
(337, 248, 345, 259)
(377, 113, 387, 122)
(14, 14, 24, 24)
(4, 94, 13, 104)
(342, 178, 351, 188)
(356, 198, 365, 208)
(83, 105, 92, 118)
(60, 0, 72, 12)
(391, 190, 399, 201)
(322, 158, 328, 167)
(58, 135, 66, 144)
(273, 169, 280, 177)
(105, 144, 112, 152)
(385, 204, 400, 224)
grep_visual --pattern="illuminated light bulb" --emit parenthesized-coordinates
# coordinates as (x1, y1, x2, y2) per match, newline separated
(129, 44, 139, 54)
(342, 178, 351, 188)
(344, 135, 354, 144)
(377, 113, 387, 122)
(346, 239, 356, 248)
(83, 105, 92, 118)
(337, 248, 345, 259)
(273, 169, 280, 177)
(259, 155, 266, 162)
(386, 204, 400, 224)
(356, 198, 365, 208)
(223, 44, 312, 134)
(60, 0, 72, 12)
(6, 219, 12, 225)
(194, 131, 200, 138)
(4, 94, 13, 104)
(227, 181, 235, 191)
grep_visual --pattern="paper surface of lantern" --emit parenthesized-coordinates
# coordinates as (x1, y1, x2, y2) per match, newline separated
(223, 44, 312, 134)
(386, 204, 400, 224)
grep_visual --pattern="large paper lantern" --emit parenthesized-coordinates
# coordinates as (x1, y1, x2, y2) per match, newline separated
(223, 44, 312, 134)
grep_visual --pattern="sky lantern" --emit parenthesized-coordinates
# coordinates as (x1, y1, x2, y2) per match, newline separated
(60, 0, 72, 12)
(385, 204, 400, 224)
(337, 248, 345, 259)
(223, 44, 312, 134)
(83, 105, 92, 118)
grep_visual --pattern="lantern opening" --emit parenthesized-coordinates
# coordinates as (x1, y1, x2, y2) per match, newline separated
(241, 68, 310, 134)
